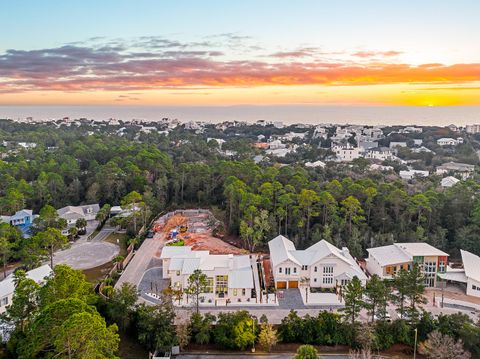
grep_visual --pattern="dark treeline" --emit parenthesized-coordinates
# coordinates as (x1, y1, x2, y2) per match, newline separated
(1, 120, 480, 259)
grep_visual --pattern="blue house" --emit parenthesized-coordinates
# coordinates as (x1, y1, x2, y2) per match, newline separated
(0, 209, 36, 237)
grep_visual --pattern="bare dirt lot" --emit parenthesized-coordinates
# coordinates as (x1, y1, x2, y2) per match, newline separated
(159, 211, 246, 255)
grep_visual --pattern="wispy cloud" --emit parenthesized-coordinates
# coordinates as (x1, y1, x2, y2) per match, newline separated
(0, 38, 479, 95)
(352, 50, 403, 58)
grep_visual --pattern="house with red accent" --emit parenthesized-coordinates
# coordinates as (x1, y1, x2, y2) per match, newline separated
(366, 242, 448, 287)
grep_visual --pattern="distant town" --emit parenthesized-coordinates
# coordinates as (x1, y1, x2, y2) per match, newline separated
(1, 116, 480, 358)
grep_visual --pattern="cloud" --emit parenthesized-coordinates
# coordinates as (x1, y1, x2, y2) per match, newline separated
(0, 38, 479, 95)
(352, 50, 403, 58)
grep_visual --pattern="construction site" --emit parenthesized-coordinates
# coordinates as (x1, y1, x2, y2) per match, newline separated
(116, 208, 277, 308)
(153, 209, 247, 255)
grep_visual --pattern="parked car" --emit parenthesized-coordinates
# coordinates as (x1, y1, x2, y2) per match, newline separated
(374, 312, 392, 322)
(146, 230, 154, 238)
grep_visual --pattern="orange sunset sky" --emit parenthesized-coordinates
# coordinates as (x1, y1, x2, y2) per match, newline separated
(2, 1, 480, 107)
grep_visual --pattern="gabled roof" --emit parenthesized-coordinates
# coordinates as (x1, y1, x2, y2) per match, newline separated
(162, 246, 254, 288)
(395, 243, 448, 257)
(367, 245, 412, 266)
(9, 209, 33, 221)
(0, 264, 52, 298)
(268, 235, 300, 267)
(268, 237, 367, 280)
(461, 250, 480, 283)
(57, 204, 100, 219)
(367, 242, 448, 267)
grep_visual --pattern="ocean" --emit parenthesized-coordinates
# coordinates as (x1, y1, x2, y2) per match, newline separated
(0, 105, 479, 126)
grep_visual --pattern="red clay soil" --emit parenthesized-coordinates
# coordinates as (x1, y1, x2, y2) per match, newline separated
(162, 214, 188, 232)
(182, 232, 247, 255)
(263, 257, 273, 286)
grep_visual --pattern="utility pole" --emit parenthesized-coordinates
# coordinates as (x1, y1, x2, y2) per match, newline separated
(413, 328, 418, 359)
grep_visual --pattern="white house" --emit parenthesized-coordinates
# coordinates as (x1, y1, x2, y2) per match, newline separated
(466, 124, 480, 134)
(305, 160, 326, 168)
(458, 250, 480, 298)
(331, 145, 362, 162)
(57, 204, 100, 225)
(399, 170, 429, 180)
(268, 235, 366, 289)
(369, 164, 394, 172)
(437, 138, 458, 146)
(436, 162, 475, 180)
(358, 141, 378, 150)
(389, 142, 407, 148)
(273, 121, 284, 129)
(268, 140, 286, 150)
(439, 250, 480, 298)
(440, 176, 460, 188)
(160, 246, 255, 304)
(0, 264, 52, 314)
(364, 147, 397, 161)
(366, 243, 448, 287)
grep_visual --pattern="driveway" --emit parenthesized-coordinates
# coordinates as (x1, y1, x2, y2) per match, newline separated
(90, 225, 116, 241)
(138, 266, 169, 302)
(115, 233, 165, 289)
(53, 241, 119, 270)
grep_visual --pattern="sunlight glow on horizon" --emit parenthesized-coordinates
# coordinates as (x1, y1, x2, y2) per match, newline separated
(1, 1, 479, 107)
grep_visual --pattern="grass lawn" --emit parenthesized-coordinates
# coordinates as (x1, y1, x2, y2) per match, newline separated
(88, 229, 100, 240)
(104, 232, 130, 256)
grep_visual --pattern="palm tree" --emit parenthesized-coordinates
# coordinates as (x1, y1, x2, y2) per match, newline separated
(68, 226, 78, 241)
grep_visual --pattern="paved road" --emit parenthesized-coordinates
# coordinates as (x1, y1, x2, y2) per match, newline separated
(115, 233, 165, 289)
(53, 241, 119, 270)
(90, 226, 116, 241)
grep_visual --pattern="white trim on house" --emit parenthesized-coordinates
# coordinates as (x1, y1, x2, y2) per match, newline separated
(268, 236, 367, 289)
(160, 246, 255, 304)
(0, 264, 52, 314)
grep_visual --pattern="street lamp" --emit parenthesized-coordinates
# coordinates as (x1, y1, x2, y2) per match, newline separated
(413, 328, 418, 359)
(251, 318, 256, 353)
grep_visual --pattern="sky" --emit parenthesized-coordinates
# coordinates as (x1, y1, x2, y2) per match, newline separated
(1, 0, 480, 107)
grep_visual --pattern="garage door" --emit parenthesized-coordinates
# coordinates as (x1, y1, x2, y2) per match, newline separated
(276, 281, 287, 289)
(288, 281, 299, 288)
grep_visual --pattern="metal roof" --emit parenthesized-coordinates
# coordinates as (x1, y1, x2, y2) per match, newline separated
(461, 250, 480, 283)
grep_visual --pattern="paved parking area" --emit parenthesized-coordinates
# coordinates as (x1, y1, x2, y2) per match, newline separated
(53, 241, 119, 270)
(115, 233, 165, 289)
(138, 266, 169, 302)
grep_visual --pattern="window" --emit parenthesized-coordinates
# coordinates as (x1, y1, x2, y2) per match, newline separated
(301, 265, 308, 270)
(279, 267, 282, 274)
(204, 277, 214, 293)
(439, 261, 446, 273)
(293, 267, 297, 274)
(322, 266, 334, 285)
(323, 266, 333, 274)
(242, 288, 246, 296)
(314, 266, 318, 272)
(0, 296, 8, 306)
(314, 278, 317, 282)
(215, 275, 228, 297)
(473, 285, 477, 290)
(285, 267, 291, 275)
